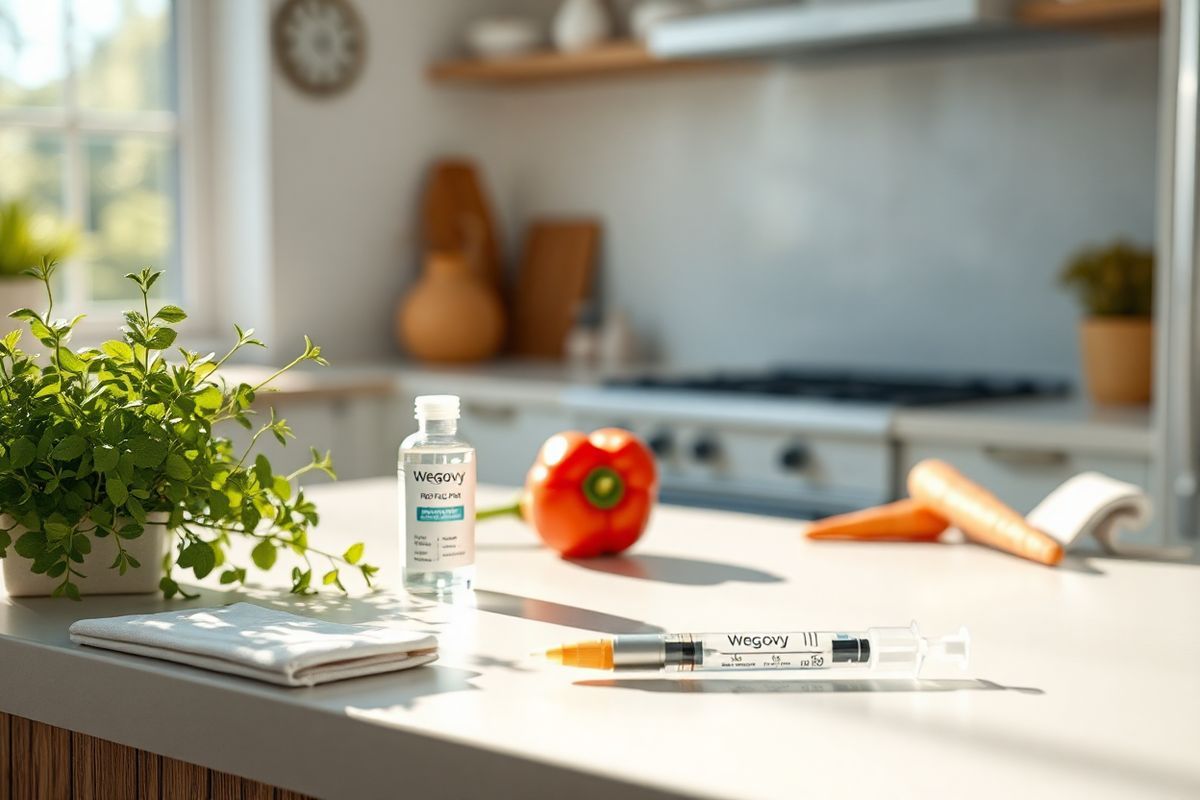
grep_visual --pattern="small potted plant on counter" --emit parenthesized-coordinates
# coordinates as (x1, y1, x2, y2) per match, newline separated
(1059, 240, 1154, 406)
(0, 260, 378, 598)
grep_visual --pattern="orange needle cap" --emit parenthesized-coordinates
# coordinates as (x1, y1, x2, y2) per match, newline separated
(543, 639, 614, 669)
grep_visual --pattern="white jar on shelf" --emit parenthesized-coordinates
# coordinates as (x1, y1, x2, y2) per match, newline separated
(552, 0, 614, 53)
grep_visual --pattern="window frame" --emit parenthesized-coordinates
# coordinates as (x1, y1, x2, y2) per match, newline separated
(0, 0, 213, 337)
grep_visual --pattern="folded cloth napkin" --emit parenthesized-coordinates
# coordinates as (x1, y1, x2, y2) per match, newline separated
(69, 602, 438, 687)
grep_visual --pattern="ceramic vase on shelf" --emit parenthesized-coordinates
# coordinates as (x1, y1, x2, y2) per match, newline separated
(552, 0, 614, 53)
(1079, 316, 1153, 406)
(396, 250, 506, 364)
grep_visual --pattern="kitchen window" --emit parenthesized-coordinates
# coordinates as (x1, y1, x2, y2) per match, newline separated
(0, 0, 204, 318)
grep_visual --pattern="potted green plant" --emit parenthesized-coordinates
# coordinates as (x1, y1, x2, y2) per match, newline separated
(0, 200, 79, 317)
(0, 260, 377, 598)
(1059, 240, 1154, 406)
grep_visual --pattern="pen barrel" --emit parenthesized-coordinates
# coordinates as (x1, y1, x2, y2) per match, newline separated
(600, 624, 966, 674)
(612, 634, 671, 670)
(613, 632, 875, 672)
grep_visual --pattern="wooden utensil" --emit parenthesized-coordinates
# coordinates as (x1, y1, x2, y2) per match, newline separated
(421, 159, 503, 288)
(511, 219, 600, 358)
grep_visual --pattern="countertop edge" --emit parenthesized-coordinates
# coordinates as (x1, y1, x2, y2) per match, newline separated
(0, 635, 690, 800)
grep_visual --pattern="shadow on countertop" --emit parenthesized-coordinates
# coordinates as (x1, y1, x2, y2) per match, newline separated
(574, 678, 1044, 695)
(568, 554, 783, 586)
(463, 590, 665, 634)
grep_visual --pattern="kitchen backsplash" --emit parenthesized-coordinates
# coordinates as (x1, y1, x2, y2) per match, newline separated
(481, 33, 1158, 378)
(268, 1, 1157, 380)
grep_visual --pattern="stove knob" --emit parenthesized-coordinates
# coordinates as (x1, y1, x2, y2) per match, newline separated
(647, 431, 674, 458)
(780, 443, 811, 471)
(692, 436, 720, 463)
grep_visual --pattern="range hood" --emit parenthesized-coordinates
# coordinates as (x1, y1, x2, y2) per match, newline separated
(647, 0, 1013, 59)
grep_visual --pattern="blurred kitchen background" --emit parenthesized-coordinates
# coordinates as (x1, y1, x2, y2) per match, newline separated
(1, 1, 1195, 552)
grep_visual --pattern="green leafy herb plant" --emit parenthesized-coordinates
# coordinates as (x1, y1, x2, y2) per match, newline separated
(1059, 240, 1154, 318)
(0, 260, 377, 598)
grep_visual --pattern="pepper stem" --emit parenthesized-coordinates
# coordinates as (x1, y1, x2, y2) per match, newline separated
(583, 466, 625, 510)
(476, 500, 522, 521)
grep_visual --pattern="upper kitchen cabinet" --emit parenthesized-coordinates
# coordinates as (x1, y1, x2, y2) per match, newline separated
(429, 0, 1162, 88)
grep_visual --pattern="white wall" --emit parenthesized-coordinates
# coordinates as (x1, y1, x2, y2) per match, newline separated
(265, 2, 1159, 380)
(266, 0, 510, 362)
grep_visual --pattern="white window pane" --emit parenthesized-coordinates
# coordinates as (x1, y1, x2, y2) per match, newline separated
(74, 0, 174, 112)
(85, 133, 177, 301)
(0, 128, 64, 212)
(0, 0, 66, 108)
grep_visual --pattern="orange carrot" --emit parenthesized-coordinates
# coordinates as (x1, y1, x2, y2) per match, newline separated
(908, 459, 1063, 566)
(805, 499, 949, 541)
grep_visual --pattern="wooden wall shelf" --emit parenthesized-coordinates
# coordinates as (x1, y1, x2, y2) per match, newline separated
(428, 2, 1162, 87)
(427, 40, 739, 86)
(1017, 0, 1161, 30)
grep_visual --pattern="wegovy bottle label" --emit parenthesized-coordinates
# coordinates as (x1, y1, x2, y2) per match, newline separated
(405, 461, 476, 570)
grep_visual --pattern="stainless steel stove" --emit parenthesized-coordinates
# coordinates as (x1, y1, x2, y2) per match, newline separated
(564, 369, 1069, 518)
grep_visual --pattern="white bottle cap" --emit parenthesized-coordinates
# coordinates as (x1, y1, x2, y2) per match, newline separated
(414, 394, 460, 420)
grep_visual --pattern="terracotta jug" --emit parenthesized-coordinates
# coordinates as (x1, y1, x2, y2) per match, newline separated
(397, 251, 506, 363)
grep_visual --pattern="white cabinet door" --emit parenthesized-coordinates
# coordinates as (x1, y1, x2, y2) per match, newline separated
(458, 399, 572, 487)
(228, 394, 400, 485)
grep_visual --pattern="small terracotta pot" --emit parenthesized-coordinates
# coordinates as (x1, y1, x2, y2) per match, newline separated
(1079, 316, 1153, 406)
(397, 251, 506, 363)
(2, 513, 168, 596)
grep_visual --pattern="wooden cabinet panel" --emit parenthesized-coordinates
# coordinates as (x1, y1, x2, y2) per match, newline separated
(211, 770, 276, 800)
(137, 750, 161, 800)
(161, 756, 208, 799)
(10, 718, 69, 799)
(0, 713, 312, 800)
(0, 713, 10, 800)
(72, 732, 137, 800)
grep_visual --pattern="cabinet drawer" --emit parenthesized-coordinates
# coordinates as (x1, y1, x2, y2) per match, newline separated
(898, 441, 1157, 545)
(459, 400, 571, 487)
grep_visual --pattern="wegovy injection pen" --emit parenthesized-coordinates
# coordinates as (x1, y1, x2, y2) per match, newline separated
(542, 622, 969, 675)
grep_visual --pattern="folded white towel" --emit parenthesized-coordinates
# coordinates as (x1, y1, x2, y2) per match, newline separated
(69, 602, 438, 687)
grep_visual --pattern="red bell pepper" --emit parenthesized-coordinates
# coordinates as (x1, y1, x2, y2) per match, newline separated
(479, 428, 658, 558)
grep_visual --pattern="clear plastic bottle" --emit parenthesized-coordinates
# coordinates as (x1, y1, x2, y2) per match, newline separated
(398, 395, 476, 594)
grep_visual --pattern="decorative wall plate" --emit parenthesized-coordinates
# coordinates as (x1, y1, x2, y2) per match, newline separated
(273, 0, 366, 97)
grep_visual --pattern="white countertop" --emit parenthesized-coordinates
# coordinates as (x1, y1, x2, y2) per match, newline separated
(0, 480, 1196, 799)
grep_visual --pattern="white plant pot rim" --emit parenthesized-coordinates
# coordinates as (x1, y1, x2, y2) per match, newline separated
(2, 512, 169, 597)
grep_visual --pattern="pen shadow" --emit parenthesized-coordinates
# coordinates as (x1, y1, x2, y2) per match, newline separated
(451, 590, 665, 635)
(574, 677, 1044, 695)
(568, 554, 783, 586)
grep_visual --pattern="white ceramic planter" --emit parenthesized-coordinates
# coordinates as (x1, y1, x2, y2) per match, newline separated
(0, 277, 50, 318)
(2, 513, 168, 597)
